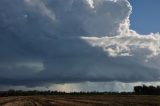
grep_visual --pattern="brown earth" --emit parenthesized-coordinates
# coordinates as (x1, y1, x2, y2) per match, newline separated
(0, 95, 160, 106)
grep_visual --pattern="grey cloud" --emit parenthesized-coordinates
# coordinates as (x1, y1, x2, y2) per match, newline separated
(0, 0, 160, 88)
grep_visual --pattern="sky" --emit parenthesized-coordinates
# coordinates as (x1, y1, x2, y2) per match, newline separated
(0, 0, 160, 92)
(130, 0, 160, 34)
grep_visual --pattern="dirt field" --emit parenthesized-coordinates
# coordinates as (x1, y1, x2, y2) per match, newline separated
(0, 95, 160, 106)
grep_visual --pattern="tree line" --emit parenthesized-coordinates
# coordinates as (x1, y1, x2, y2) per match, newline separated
(0, 90, 133, 97)
(134, 85, 160, 95)
(0, 90, 66, 97)
(0, 85, 160, 96)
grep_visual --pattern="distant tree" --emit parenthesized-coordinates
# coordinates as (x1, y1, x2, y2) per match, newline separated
(134, 85, 160, 95)
(134, 86, 143, 94)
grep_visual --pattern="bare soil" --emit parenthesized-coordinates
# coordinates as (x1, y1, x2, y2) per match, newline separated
(0, 95, 160, 106)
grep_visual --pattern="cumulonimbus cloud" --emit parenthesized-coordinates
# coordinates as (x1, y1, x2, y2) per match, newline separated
(0, 0, 160, 87)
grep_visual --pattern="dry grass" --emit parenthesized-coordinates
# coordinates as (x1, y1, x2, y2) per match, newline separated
(0, 95, 160, 106)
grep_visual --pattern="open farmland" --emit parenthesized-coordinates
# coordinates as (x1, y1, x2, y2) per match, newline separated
(0, 95, 160, 106)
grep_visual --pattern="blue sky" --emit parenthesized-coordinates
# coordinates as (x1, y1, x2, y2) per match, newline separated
(130, 0, 160, 34)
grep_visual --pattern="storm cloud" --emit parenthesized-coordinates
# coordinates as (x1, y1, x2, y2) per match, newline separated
(0, 0, 160, 89)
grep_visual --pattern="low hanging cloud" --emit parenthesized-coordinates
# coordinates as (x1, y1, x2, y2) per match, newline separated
(0, 0, 160, 89)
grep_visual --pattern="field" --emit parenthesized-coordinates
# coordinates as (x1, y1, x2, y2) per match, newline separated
(0, 95, 160, 106)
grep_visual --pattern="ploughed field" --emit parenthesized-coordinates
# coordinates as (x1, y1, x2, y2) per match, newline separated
(0, 95, 160, 106)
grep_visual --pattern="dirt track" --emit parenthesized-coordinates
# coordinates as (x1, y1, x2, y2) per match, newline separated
(0, 95, 160, 106)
